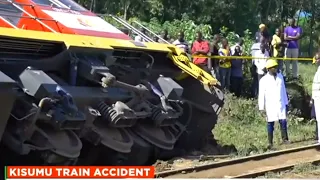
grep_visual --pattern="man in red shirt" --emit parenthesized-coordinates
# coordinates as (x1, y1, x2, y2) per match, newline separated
(191, 32, 210, 73)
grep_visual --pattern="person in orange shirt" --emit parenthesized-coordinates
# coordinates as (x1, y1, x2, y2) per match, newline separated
(191, 32, 210, 73)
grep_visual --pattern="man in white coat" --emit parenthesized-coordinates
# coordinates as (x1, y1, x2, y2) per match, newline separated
(311, 53, 320, 144)
(259, 60, 289, 149)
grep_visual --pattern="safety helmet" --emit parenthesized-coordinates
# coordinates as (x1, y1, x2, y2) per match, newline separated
(266, 60, 278, 69)
(259, 24, 266, 29)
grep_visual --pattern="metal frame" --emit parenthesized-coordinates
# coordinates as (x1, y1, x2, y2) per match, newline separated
(0, 0, 58, 32)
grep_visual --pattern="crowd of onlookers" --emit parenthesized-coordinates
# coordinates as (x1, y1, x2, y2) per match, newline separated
(129, 17, 303, 98)
(127, 18, 320, 147)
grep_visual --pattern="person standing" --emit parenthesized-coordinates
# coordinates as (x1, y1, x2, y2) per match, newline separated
(172, 31, 189, 53)
(259, 60, 290, 149)
(158, 29, 170, 43)
(162, 29, 169, 40)
(311, 52, 320, 144)
(230, 39, 244, 55)
(255, 24, 271, 44)
(271, 28, 286, 73)
(250, 42, 261, 98)
(153, 36, 159, 42)
(211, 34, 221, 79)
(255, 24, 263, 43)
(254, 43, 269, 95)
(135, 28, 147, 42)
(191, 31, 210, 73)
(284, 18, 302, 80)
(218, 38, 231, 91)
(230, 46, 243, 97)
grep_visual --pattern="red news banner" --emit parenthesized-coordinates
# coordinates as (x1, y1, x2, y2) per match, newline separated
(6, 166, 155, 179)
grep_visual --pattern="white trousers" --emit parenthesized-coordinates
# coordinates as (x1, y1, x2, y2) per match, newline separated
(313, 97, 320, 143)
(285, 48, 299, 78)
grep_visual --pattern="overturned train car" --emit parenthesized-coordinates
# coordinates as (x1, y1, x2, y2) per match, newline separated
(0, 0, 224, 165)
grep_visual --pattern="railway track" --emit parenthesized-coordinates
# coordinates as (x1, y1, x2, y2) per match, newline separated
(155, 144, 320, 178)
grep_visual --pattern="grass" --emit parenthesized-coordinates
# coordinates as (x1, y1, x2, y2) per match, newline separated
(299, 62, 318, 94)
(213, 62, 317, 156)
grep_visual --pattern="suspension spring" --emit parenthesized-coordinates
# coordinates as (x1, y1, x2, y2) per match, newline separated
(97, 101, 121, 123)
(151, 106, 165, 123)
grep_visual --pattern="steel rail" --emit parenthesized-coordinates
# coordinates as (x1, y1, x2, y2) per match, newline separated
(230, 158, 320, 178)
(155, 143, 320, 178)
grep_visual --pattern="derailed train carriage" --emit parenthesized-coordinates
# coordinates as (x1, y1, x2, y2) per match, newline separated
(0, 0, 224, 165)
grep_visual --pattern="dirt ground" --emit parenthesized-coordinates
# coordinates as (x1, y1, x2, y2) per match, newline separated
(279, 170, 320, 178)
(259, 164, 320, 178)
(277, 170, 320, 178)
(163, 147, 320, 178)
(154, 140, 316, 173)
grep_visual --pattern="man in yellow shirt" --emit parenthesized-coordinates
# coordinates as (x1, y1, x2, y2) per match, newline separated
(271, 28, 285, 73)
(218, 38, 231, 90)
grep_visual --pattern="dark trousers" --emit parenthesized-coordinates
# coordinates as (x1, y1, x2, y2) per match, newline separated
(311, 100, 316, 119)
(267, 119, 289, 145)
(251, 64, 258, 97)
(219, 67, 231, 90)
(312, 99, 318, 140)
(230, 76, 243, 97)
(251, 72, 264, 98)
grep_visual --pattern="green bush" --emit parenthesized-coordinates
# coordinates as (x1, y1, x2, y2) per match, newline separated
(140, 15, 213, 44)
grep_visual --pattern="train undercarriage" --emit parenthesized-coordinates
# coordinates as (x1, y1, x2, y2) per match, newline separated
(0, 38, 223, 165)
(0, 0, 224, 166)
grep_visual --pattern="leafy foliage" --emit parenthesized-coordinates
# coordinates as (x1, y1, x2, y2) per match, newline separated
(76, 0, 320, 56)
(133, 15, 213, 44)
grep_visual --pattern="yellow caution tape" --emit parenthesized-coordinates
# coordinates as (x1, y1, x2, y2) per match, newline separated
(191, 55, 313, 61)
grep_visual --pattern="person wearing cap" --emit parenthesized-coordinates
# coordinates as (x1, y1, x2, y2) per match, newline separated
(259, 60, 289, 149)
(311, 52, 320, 144)
(255, 24, 270, 44)
(255, 24, 264, 43)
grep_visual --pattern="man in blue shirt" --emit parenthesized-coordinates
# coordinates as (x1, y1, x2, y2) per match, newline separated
(230, 45, 243, 97)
